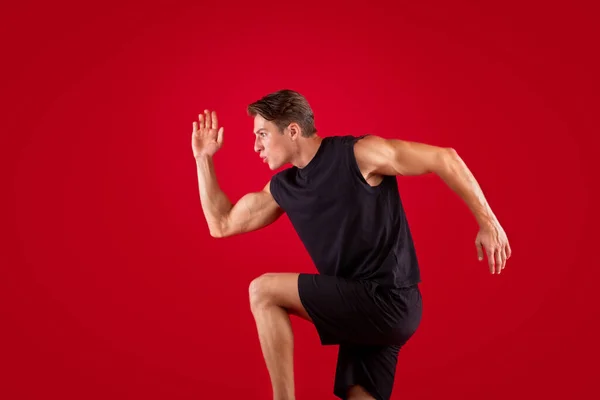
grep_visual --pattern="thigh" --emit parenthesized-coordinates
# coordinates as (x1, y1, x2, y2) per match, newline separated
(249, 272, 312, 322)
(297, 273, 398, 346)
(333, 344, 400, 400)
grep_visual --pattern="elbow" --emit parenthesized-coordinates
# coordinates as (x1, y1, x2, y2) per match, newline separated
(209, 228, 225, 238)
(436, 147, 460, 174)
(444, 147, 459, 160)
(209, 219, 230, 238)
(210, 226, 231, 238)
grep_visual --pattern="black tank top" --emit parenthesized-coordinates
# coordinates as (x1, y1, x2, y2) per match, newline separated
(270, 135, 421, 288)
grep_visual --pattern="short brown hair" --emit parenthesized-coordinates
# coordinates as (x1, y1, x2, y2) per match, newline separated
(247, 89, 317, 137)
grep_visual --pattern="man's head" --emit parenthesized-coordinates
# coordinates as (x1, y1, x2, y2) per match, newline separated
(247, 89, 317, 170)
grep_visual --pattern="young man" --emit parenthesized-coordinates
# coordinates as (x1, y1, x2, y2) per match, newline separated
(192, 89, 511, 400)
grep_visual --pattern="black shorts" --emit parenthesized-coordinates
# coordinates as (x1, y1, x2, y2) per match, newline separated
(298, 273, 422, 400)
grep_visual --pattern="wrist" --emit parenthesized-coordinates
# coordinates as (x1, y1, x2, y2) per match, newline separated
(476, 210, 497, 229)
(195, 153, 213, 163)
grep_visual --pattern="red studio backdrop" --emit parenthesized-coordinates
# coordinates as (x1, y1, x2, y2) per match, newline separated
(2, 1, 598, 399)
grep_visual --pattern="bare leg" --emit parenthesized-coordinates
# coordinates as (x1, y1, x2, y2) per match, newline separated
(347, 385, 377, 400)
(249, 273, 312, 400)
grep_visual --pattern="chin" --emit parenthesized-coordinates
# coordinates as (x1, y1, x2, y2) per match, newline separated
(264, 157, 284, 170)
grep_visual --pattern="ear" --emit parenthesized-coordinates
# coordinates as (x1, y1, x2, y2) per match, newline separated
(287, 122, 302, 140)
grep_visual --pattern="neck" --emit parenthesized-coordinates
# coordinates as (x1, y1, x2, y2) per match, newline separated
(291, 135, 323, 169)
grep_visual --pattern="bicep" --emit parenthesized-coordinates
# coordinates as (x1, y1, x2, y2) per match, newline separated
(354, 135, 450, 177)
(222, 181, 284, 237)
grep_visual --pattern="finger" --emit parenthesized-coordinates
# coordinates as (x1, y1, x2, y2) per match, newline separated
(475, 240, 484, 261)
(192, 121, 198, 132)
(501, 247, 507, 270)
(487, 249, 495, 274)
(198, 113, 204, 129)
(212, 111, 219, 130)
(204, 110, 211, 130)
(217, 127, 224, 145)
(495, 249, 503, 274)
(506, 241, 512, 259)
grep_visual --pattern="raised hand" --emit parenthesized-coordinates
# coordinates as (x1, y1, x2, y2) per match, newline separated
(475, 220, 512, 274)
(192, 110, 224, 158)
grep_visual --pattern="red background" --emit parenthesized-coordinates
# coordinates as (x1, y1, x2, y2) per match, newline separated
(3, 0, 598, 399)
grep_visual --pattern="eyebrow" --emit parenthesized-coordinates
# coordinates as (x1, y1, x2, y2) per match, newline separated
(254, 129, 266, 134)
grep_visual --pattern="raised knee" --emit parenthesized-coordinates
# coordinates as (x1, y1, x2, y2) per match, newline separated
(249, 273, 275, 311)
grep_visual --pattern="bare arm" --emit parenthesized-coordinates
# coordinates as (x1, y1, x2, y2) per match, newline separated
(196, 155, 283, 238)
(192, 109, 284, 238)
(354, 134, 512, 274)
(354, 135, 494, 226)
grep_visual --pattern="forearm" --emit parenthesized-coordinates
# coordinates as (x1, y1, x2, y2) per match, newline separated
(436, 149, 497, 227)
(195, 154, 233, 236)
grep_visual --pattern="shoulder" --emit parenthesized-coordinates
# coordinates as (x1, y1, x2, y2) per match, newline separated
(331, 134, 373, 146)
(345, 134, 394, 161)
(353, 133, 394, 152)
(324, 134, 393, 171)
(351, 134, 398, 177)
(335, 134, 392, 152)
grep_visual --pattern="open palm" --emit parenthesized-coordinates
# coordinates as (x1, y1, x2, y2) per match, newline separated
(192, 109, 224, 158)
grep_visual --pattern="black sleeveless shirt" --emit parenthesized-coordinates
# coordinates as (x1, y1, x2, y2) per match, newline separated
(270, 135, 421, 289)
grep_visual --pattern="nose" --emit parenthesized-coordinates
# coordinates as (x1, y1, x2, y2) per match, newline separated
(254, 136, 262, 153)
